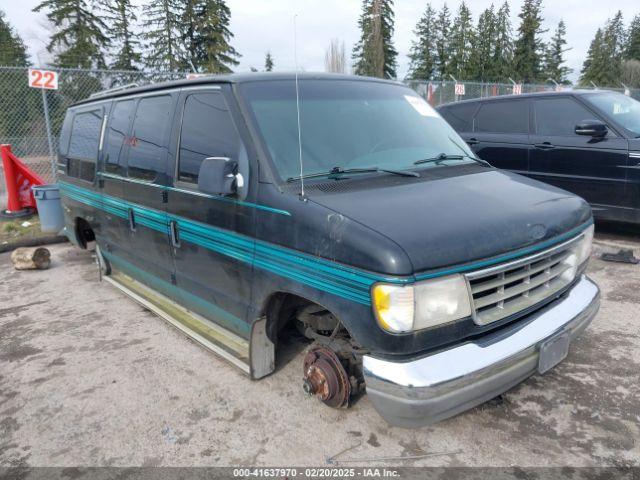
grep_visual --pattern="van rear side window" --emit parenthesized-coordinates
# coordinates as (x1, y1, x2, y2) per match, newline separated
(104, 99, 135, 174)
(128, 95, 173, 181)
(67, 109, 103, 182)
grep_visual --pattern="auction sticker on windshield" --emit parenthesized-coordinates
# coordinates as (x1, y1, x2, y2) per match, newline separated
(404, 95, 438, 117)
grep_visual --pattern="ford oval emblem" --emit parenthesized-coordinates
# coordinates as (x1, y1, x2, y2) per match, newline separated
(530, 224, 547, 240)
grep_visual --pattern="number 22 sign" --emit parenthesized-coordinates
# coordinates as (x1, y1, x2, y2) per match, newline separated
(28, 69, 59, 90)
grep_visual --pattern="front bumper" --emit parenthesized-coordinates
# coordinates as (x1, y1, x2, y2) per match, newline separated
(363, 275, 600, 428)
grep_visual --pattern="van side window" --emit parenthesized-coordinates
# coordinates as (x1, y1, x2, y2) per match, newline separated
(440, 103, 477, 132)
(67, 109, 102, 182)
(534, 97, 602, 136)
(128, 95, 173, 181)
(104, 99, 135, 174)
(475, 100, 529, 134)
(58, 111, 73, 157)
(178, 92, 241, 184)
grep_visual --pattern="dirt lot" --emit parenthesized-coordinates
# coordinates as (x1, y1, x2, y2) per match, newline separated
(0, 228, 639, 468)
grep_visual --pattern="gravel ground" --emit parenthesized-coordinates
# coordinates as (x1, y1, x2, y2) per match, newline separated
(0, 227, 639, 468)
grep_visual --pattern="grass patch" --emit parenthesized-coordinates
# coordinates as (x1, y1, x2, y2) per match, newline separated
(0, 215, 52, 246)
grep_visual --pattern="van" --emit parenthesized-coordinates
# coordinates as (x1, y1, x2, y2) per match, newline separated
(437, 90, 640, 225)
(58, 73, 600, 427)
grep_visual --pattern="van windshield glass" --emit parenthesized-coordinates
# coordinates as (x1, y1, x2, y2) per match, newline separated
(585, 92, 640, 136)
(240, 80, 475, 180)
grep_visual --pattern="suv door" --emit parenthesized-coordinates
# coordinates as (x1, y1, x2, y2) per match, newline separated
(118, 93, 178, 297)
(470, 99, 530, 173)
(165, 88, 254, 337)
(530, 96, 629, 210)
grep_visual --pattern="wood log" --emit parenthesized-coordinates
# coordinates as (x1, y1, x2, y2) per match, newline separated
(10, 247, 51, 270)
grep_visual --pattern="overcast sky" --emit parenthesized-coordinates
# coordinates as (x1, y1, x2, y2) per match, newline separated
(3, 0, 639, 82)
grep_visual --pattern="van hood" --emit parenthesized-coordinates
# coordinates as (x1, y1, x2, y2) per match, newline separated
(306, 164, 592, 274)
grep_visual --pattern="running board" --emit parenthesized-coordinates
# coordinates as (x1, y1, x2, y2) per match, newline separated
(103, 270, 251, 375)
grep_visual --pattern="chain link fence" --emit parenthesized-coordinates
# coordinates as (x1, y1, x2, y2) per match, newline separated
(406, 79, 640, 106)
(1, 66, 639, 200)
(0, 66, 185, 198)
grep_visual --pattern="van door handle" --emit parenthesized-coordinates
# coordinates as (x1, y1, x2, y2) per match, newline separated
(127, 208, 136, 232)
(466, 138, 479, 146)
(534, 142, 555, 150)
(169, 221, 180, 248)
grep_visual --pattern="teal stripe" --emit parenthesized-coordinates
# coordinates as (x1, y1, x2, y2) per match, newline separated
(59, 181, 592, 306)
(102, 250, 250, 334)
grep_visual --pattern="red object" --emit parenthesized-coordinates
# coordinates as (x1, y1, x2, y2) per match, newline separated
(1, 144, 45, 213)
(427, 82, 434, 105)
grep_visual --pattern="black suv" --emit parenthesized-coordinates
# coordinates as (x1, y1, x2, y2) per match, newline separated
(437, 91, 640, 224)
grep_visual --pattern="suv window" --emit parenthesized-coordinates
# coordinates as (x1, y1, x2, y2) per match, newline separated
(178, 92, 241, 184)
(128, 95, 173, 181)
(67, 109, 102, 182)
(104, 99, 135, 174)
(534, 97, 603, 136)
(475, 100, 529, 134)
(440, 103, 477, 132)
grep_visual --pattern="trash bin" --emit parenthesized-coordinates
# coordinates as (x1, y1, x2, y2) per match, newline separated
(32, 184, 64, 233)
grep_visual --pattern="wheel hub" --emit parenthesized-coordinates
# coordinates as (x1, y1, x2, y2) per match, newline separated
(302, 346, 350, 408)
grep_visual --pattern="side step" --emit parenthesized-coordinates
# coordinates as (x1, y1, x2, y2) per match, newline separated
(103, 270, 251, 375)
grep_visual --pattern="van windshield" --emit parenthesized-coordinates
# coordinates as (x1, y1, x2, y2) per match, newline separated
(585, 91, 640, 136)
(240, 79, 475, 181)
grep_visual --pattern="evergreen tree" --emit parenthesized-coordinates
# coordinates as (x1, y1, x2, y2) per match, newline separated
(543, 20, 571, 84)
(265, 52, 274, 71)
(0, 9, 29, 66)
(626, 15, 640, 61)
(179, 0, 240, 73)
(407, 3, 437, 80)
(512, 0, 546, 83)
(102, 0, 141, 70)
(471, 5, 496, 81)
(142, 0, 182, 70)
(434, 3, 452, 79)
(580, 28, 606, 85)
(32, 0, 109, 68)
(493, 1, 513, 81)
(580, 12, 626, 86)
(448, 1, 475, 80)
(352, 0, 398, 78)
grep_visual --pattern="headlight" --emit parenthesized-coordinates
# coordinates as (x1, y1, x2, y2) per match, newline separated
(576, 224, 594, 265)
(372, 275, 472, 333)
(561, 224, 594, 283)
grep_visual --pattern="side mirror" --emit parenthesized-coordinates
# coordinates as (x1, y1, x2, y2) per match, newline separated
(575, 120, 608, 138)
(197, 157, 240, 196)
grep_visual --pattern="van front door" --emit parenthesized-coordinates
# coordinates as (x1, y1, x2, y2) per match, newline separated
(165, 88, 255, 338)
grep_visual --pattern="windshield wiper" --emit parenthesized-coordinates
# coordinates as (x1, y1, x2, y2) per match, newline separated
(413, 152, 491, 167)
(286, 166, 420, 182)
(413, 153, 464, 165)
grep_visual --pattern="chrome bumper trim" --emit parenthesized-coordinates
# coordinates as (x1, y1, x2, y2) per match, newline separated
(363, 275, 600, 428)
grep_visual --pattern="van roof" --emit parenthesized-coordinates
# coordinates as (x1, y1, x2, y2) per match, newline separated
(72, 72, 403, 107)
(436, 89, 616, 109)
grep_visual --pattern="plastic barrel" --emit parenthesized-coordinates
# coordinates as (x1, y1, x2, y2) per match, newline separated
(32, 184, 64, 233)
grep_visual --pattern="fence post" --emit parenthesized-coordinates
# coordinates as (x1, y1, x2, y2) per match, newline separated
(41, 88, 56, 181)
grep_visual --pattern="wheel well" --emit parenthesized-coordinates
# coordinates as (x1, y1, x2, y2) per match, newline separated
(75, 217, 95, 249)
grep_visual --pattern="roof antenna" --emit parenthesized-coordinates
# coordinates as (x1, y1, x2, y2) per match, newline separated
(293, 14, 306, 200)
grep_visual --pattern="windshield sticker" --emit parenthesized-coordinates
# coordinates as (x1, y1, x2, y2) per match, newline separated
(404, 95, 438, 117)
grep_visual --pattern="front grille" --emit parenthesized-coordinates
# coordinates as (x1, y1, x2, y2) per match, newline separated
(465, 236, 581, 325)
